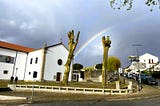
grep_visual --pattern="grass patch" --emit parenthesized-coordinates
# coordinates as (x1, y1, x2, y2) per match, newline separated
(0, 80, 129, 89)
(0, 80, 10, 88)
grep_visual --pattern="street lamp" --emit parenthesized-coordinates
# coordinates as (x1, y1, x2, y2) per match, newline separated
(132, 44, 142, 91)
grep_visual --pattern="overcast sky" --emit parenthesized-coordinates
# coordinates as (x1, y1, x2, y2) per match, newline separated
(1, 0, 160, 67)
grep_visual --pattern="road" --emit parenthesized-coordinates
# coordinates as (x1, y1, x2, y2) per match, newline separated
(5, 96, 160, 106)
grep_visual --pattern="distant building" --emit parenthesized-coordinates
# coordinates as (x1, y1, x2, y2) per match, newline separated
(127, 53, 159, 73)
(0, 41, 71, 81)
(139, 53, 159, 69)
(153, 63, 160, 71)
(72, 69, 84, 82)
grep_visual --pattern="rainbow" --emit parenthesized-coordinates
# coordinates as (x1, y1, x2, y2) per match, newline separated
(75, 26, 113, 58)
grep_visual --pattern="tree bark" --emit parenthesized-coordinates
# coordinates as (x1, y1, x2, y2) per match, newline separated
(62, 30, 80, 85)
(102, 36, 111, 87)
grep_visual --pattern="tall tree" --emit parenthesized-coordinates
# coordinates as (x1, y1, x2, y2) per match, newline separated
(95, 64, 102, 70)
(73, 63, 83, 70)
(108, 56, 121, 72)
(102, 36, 111, 87)
(62, 30, 80, 85)
(94, 56, 121, 72)
(110, 0, 160, 11)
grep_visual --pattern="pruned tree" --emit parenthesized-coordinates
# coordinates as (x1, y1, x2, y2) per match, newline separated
(102, 36, 111, 87)
(62, 30, 80, 85)
(110, 0, 160, 11)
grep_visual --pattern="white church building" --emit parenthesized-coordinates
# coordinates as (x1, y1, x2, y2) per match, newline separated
(0, 41, 71, 81)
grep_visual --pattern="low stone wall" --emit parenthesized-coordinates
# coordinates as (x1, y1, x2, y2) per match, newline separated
(8, 83, 133, 95)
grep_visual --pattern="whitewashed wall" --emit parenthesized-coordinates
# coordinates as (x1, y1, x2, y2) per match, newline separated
(154, 63, 160, 71)
(44, 44, 69, 81)
(14, 52, 28, 80)
(0, 43, 70, 82)
(139, 53, 158, 69)
(24, 49, 43, 81)
(0, 48, 27, 80)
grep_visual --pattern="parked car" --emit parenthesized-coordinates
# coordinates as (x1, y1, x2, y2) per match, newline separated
(137, 74, 149, 83)
(145, 77, 158, 85)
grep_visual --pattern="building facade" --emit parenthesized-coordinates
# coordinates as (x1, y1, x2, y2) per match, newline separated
(0, 41, 70, 81)
(126, 53, 159, 74)
(139, 53, 159, 69)
(0, 41, 33, 80)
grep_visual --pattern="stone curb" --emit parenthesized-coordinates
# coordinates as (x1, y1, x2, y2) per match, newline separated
(107, 94, 160, 101)
(0, 95, 27, 100)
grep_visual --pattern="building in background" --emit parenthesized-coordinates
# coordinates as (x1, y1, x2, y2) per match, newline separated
(139, 53, 159, 69)
(0, 41, 34, 80)
(0, 41, 70, 82)
(126, 53, 159, 74)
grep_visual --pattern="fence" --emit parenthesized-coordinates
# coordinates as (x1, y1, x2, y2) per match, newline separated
(8, 84, 133, 95)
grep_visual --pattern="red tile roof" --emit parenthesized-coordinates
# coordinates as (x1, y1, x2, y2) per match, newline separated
(0, 41, 34, 52)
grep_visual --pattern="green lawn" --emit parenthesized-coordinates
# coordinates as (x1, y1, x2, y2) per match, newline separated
(0, 80, 10, 87)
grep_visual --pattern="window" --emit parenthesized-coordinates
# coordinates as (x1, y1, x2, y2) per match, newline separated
(30, 58, 33, 64)
(35, 57, 38, 64)
(152, 59, 154, 63)
(57, 59, 63, 65)
(149, 59, 151, 64)
(29, 72, 31, 75)
(3, 70, 8, 74)
(0, 55, 14, 64)
(72, 74, 77, 80)
(53, 75, 56, 79)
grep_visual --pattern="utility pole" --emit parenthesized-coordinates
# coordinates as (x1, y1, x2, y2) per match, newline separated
(132, 44, 142, 91)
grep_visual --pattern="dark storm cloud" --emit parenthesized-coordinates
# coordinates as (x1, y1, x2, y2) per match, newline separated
(1, 0, 160, 67)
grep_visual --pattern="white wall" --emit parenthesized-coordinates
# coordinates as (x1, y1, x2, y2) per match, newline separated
(139, 53, 159, 69)
(44, 45, 69, 81)
(14, 52, 28, 80)
(128, 62, 146, 73)
(154, 63, 160, 71)
(24, 49, 43, 81)
(0, 48, 27, 80)
(0, 43, 70, 82)
(0, 62, 14, 80)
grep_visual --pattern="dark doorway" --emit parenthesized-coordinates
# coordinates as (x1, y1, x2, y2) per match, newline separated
(76, 75, 79, 82)
(80, 71, 84, 79)
(33, 71, 37, 78)
(56, 72, 61, 81)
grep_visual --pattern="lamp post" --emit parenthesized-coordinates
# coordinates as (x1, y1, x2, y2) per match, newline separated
(132, 44, 142, 91)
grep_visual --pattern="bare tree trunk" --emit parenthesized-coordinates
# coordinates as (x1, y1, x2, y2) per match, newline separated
(62, 30, 80, 85)
(102, 36, 111, 87)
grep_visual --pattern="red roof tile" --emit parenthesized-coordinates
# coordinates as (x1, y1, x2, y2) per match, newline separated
(0, 41, 34, 52)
